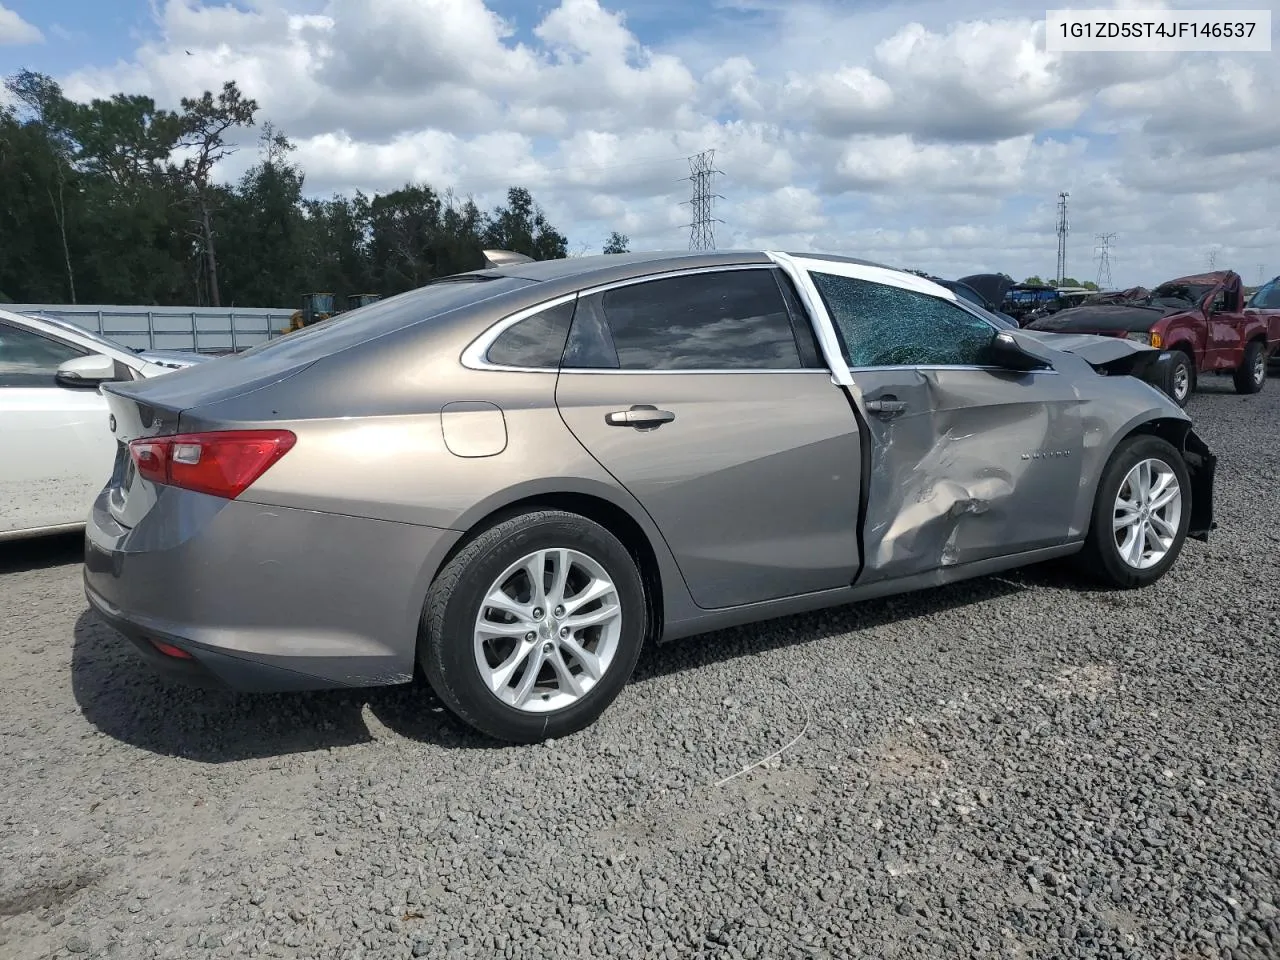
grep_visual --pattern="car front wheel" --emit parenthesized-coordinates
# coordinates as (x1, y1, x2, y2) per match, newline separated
(1077, 434, 1191, 588)
(420, 509, 647, 744)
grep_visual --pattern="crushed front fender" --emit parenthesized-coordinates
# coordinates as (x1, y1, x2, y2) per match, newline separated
(1182, 428, 1216, 541)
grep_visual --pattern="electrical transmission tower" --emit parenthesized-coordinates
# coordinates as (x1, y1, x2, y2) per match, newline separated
(683, 149, 724, 251)
(1094, 233, 1115, 289)
(1206, 247, 1218, 270)
(1055, 191, 1070, 285)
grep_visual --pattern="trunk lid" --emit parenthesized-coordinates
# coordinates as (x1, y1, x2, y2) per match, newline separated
(100, 351, 317, 529)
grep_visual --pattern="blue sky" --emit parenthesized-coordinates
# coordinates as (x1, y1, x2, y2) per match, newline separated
(2, 0, 1276, 286)
(1, 0, 152, 74)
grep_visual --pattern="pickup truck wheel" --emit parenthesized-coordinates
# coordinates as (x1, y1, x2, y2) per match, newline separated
(1165, 351, 1194, 407)
(1076, 434, 1191, 589)
(1232, 340, 1266, 395)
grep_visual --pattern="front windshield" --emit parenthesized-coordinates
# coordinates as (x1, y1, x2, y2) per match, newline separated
(1246, 281, 1275, 308)
(1150, 282, 1214, 307)
(30, 313, 133, 353)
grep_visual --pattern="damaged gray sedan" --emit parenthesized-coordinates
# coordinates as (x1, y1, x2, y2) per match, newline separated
(83, 250, 1216, 743)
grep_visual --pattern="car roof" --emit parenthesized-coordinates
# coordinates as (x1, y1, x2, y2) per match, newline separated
(1163, 271, 1230, 286)
(459, 249, 902, 286)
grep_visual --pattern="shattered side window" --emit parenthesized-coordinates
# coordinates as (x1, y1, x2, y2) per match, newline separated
(808, 272, 996, 368)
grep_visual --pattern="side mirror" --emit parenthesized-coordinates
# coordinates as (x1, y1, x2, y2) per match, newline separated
(55, 353, 121, 388)
(987, 331, 1051, 371)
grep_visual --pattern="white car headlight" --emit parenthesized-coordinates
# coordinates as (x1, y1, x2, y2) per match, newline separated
(1126, 332, 1152, 345)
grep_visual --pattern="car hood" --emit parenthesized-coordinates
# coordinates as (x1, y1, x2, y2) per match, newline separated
(958, 274, 1014, 310)
(1025, 302, 1187, 334)
(136, 349, 214, 368)
(1017, 329, 1160, 366)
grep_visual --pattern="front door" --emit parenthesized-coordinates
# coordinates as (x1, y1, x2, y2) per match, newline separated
(0, 319, 111, 534)
(1205, 285, 1244, 371)
(779, 259, 1085, 584)
(554, 265, 863, 610)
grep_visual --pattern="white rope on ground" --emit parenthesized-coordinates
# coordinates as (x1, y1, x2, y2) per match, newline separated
(712, 700, 812, 788)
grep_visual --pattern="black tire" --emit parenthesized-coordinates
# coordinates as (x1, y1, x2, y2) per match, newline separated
(1233, 339, 1267, 395)
(1075, 434, 1191, 589)
(420, 510, 646, 744)
(1163, 350, 1195, 407)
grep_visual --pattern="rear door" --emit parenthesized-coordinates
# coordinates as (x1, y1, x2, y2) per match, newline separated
(776, 256, 1085, 584)
(0, 318, 112, 534)
(554, 265, 863, 610)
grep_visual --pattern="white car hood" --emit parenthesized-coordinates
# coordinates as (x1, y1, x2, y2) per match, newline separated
(134, 350, 215, 374)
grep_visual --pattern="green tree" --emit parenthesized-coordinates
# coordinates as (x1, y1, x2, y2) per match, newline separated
(603, 231, 629, 254)
(172, 80, 259, 306)
(3, 70, 80, 301)
(482, 187, 567, 261)
(0, 71, 575, 310)
(1023, 275, 1046, 286)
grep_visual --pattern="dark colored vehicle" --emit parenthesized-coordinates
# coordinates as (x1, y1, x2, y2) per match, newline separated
(1244, 275, 1280, 368)
(932, 274, 1018, 327)
(83, 250, 1216, 744)
(1026, 270, 1277, 406)
(1003, 284, 1061, 325)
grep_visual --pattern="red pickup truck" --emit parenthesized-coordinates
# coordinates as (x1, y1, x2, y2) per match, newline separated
(1026, 270, 1280, 406)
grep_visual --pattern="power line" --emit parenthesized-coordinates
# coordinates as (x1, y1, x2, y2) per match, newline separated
(683, 149, 724, 252)
(1055, 191, 1070, 285)
(1094, 232, 1115, 289)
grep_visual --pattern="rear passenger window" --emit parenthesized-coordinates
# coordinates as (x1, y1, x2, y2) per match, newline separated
(575, 269, 803, 371)
(485, 300, 575, 368)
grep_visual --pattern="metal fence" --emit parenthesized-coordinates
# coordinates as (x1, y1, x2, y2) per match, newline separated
(7, 303, 296, 354)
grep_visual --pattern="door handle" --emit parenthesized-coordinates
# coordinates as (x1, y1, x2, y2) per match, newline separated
(865, 397, 908, 416)
(605, 404, 676, 429)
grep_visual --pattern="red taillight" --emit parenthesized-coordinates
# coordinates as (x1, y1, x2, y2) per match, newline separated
(128, 430, 296, 500)
(150, 640, 193, 659)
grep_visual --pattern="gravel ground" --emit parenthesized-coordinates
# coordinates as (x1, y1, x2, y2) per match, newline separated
(2, 375, 1278, 960)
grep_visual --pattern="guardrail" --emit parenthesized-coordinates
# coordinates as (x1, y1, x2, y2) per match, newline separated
(7, 303, 295, 354)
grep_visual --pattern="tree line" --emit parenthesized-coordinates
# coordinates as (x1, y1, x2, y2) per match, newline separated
(1, 71, 631, 309)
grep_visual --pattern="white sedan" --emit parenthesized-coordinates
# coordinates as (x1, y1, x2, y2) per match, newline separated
(0, 307, 212, 541)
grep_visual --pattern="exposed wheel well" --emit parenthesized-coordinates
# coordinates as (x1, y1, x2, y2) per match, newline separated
(432, 493, 665, 646)
(1126, 416, 1191, 451)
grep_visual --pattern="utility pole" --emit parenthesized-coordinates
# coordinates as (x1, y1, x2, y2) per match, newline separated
(1055, 192, 1070, 285)
(1094, 233, 1115, 289)
(683, 149, 724, 251)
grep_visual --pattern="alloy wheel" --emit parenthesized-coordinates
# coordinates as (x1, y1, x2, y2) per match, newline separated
(472, 548, 623, 712)
(1112, 458, 1183, 569)
(1172, 363, 1190, 401)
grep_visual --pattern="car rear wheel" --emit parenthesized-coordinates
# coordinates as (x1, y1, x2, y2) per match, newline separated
(420, 510, 647, 744)
(1076, 434, 1191, 589)
(1232, 340, 1266, 395)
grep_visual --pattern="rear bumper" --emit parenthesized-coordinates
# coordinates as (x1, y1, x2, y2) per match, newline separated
(82, 488, 461, 692)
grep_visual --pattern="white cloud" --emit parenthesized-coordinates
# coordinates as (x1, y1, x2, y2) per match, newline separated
(49, 0, 1280, 286)
(0, 3, 43, 45)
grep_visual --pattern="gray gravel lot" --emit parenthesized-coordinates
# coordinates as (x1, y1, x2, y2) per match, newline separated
(2, 375, 1278, 960)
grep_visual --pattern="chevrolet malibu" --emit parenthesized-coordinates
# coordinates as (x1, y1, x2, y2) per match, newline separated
(83, 250, 1216, 743)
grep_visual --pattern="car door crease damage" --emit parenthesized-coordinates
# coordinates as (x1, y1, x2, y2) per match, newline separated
(58, 249, 1219, 743)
